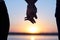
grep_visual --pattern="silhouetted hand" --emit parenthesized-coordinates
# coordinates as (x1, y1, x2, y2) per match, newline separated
(25, 0, 37, 24)
(25, 5, 37, 24)
(25, 17, 36, 24)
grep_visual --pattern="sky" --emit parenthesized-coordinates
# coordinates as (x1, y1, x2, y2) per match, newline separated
(5, 0, 58, 33)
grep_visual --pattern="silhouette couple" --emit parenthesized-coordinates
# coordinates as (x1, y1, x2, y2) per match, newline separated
(0, 0, 60, 40)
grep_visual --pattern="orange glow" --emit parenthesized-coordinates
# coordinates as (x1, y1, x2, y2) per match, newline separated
(29, 27, 37, 33)
(27, 24, 40, 33)
(10, 19, 57, 33)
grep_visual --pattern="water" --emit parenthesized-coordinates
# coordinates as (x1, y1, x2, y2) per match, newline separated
(8, 35, 58, 40)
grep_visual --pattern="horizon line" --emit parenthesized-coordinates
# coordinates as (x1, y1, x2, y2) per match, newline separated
(8, 32, 58, 35)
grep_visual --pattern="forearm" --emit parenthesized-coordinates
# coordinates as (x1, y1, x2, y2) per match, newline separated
(25, 0, 29, 4)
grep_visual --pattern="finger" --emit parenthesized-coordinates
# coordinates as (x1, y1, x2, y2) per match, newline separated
(34, 14, 37, 19)
(29, 18, 36, 24)
(25, 17, 28, 20)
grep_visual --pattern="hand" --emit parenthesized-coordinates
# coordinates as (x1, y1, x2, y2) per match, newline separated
(25, 17, 36, 24)
(25, 4, 37, 24)
(25, 7, 37, 24)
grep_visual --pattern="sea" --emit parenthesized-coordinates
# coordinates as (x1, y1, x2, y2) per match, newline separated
(8, 35, 58, 40)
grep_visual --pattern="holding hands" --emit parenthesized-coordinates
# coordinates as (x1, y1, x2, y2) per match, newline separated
(25, 0, 38, 24)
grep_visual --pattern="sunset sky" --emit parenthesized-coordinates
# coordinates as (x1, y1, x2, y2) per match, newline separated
(5, 0, 58, 33)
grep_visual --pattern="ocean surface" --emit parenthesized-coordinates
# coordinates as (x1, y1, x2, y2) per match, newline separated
(7, 35, 58, 40)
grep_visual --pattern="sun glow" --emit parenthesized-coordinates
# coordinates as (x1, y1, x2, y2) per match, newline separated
(29, 27, 37, 33)
(27, 25, 40, 33)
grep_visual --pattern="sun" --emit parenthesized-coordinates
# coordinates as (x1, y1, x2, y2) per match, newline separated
(29, 27, 37, 33)
(27, 25, 39, 33)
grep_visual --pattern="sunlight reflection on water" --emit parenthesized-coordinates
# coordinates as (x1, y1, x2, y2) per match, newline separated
(8, 35, 58, 40)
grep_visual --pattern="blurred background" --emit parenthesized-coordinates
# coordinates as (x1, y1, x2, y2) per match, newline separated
(5, 0, 58, 33)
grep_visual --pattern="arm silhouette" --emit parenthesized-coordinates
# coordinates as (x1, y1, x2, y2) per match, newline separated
(55, 0, 60, 40)
(0, 0, 10, 40)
